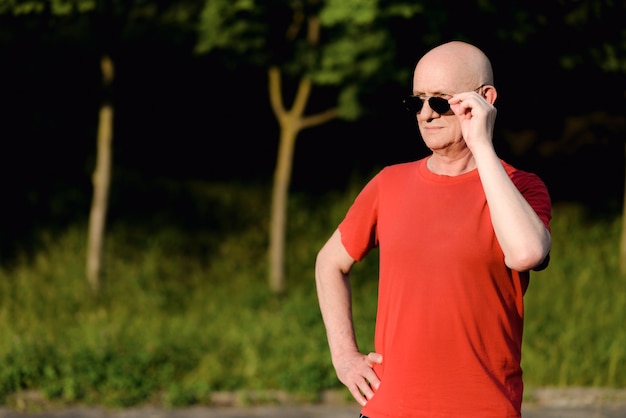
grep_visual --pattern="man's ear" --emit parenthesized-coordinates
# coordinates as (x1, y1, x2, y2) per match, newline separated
(483, 85, 498, 105)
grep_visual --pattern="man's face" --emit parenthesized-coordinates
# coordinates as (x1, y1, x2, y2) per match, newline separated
(411, 63, 472, 153)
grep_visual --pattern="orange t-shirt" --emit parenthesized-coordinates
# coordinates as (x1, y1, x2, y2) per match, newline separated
(339, 158, 552, 418)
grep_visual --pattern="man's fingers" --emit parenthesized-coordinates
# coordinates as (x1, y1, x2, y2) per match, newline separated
(366, 352, 383, 365)
(361, 353, 382, 391)
(337, 352, 383, 405)
(350, 382, 369, 406)
(352, 377, 377, 406)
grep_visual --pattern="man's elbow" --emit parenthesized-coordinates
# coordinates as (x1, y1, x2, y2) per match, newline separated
(506, 242, 552, 272)
(315, 244, 343, 286)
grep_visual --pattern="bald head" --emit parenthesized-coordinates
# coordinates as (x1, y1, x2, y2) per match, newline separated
(413, 41, 494, 94)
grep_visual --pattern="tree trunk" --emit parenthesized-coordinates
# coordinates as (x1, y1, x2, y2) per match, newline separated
(619, 145, 626, 275)
(267, 66, 337, 294)
(269, 126, 298, 294)
(87, 54, 114, 294)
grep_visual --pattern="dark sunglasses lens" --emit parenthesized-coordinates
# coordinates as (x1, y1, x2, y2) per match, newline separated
(403, 96, 424, 114)
(428, 97, 451, 114)
(403, 96, 451, 114)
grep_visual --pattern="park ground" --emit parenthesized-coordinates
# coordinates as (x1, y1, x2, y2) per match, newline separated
(1, 388, 626, 418)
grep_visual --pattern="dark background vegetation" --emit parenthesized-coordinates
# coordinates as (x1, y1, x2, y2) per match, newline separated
(0, 3, 624, 257)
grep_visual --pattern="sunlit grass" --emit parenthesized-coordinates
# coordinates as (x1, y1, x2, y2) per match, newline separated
(522, 203, 626, 389)
(0, 183, 624, 408)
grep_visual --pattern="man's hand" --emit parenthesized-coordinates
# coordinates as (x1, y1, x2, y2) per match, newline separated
(334, 351, 383, 406)
(449, 89, 497, 150)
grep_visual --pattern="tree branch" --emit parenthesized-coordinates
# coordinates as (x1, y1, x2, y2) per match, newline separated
(301, 108, 338, 130)
(268, 66, 286, 121)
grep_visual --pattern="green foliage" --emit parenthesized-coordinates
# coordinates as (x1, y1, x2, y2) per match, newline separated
(195, 0, 265, 54)
(0, 0, 95, 15)
(481, 0, 626, 73)
(195, 0, 423, 119)
(319, 0, 378, 25)
(0, 183, 624, 409)
(522, 204, 626, 389)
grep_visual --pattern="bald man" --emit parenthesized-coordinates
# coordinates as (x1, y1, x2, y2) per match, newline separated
(315, 41, 552, 418)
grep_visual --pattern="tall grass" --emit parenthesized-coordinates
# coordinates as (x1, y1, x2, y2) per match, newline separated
(0, 182, 624, 408)
(522, 203, 626, 388)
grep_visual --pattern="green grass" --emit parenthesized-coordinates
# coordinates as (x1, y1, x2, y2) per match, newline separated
(522, 203, 626, 389)
(0, 182, 624, 408)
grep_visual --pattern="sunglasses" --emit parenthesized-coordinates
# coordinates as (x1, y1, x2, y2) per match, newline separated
(402, 95, 452, 115)
(402, 85, 486, 115)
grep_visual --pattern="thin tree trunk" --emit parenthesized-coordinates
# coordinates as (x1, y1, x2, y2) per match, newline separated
(267, 65, 337, 294)
(269, 127, 298, 294)
(87, 54, 114, 294)
(619, 143, 626, 275)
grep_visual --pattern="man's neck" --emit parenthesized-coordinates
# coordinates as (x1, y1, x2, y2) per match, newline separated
(426, 151, 476, 176)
